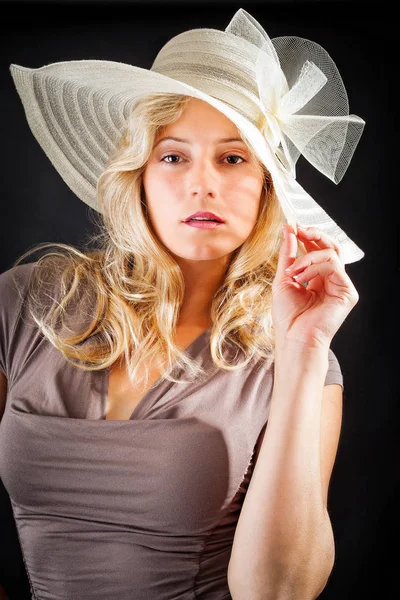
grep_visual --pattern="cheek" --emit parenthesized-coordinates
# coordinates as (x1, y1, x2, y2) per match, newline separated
(226, 174, 263, 209)
(142, 168, 181, 228)
(143, 166, 160, 197)
(143, 166, 181, 203)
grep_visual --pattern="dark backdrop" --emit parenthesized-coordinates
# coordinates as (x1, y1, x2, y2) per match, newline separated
(0, 1, 397, 599)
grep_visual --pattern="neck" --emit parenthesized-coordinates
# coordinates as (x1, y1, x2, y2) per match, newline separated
(176, 256, 231, 325)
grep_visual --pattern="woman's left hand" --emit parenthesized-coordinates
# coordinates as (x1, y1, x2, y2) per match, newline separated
(272, 223, 360, 349)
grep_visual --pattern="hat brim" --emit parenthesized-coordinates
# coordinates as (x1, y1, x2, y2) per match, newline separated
(10, 60, 364, 264)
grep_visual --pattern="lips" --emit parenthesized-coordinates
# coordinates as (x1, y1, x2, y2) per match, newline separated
(184, 211, 224, 223)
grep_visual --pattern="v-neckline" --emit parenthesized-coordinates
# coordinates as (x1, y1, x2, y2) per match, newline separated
(101, 326, 212, 421)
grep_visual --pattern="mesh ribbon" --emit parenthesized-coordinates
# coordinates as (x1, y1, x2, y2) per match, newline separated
(226, 9, 365, 183)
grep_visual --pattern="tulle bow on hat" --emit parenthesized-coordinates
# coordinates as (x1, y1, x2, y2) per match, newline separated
(227, 9, 365, 184)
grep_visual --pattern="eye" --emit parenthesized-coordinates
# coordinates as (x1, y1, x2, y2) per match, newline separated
(160, 154, 246, 165)
(223, 154, 246, 165)
(161, 154, 183, 164)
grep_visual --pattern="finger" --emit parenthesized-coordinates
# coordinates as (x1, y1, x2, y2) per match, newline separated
(296, 236, 321, 253)
(290, 258, 353, 292)
(285, 248, 339, 276)
(278, 223, 298, 274)
(296, 225, 344, 266)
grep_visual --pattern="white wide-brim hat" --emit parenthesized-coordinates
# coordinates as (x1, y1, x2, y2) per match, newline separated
(10, 8, 365, 264)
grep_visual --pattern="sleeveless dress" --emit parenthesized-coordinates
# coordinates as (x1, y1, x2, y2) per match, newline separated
(0, 262, 344, 600)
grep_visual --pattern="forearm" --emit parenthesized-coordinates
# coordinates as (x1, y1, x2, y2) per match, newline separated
(228, 340, 335, 600)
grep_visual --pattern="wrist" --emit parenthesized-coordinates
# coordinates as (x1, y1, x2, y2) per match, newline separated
(273, 336, 330, 369)
(274, 329, 331, 352)
(273, 321, 333, 352)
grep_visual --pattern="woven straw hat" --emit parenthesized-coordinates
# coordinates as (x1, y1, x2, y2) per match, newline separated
(9, 8, 365, 264)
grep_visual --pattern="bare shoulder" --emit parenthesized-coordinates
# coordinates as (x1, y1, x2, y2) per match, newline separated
(0, 371, 7, 422)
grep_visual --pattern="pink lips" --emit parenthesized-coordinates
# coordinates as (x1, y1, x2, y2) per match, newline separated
(185, 221, 223, 229)
(184, 211, 224, 223)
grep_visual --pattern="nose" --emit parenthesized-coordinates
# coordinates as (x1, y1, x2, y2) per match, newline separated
(188, 158, 219, 201)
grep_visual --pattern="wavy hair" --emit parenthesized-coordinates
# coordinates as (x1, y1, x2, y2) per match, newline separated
(11, 93, 286, 389)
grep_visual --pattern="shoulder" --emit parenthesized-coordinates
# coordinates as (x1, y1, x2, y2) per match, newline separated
(0, 261, 38, 380)
(0, 261, 38, 322)
(0, 260, 37, 294)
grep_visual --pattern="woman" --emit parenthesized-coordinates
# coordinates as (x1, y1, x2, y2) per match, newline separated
(0, 8, 364, 600)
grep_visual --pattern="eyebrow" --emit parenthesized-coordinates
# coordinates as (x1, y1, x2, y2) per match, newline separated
(154, 136, 246, 148)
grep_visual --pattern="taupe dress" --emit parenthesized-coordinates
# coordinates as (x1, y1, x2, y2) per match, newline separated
(0, 263, 343, 599)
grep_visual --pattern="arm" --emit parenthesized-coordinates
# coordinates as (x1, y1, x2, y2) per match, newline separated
(0, 375, 10, 598)
(228, 340, 342, 600)
(0, 372, 7, 422)
(228, 221, 358, 599)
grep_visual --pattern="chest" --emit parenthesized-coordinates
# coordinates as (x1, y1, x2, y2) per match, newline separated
(104, 325, 209, 420)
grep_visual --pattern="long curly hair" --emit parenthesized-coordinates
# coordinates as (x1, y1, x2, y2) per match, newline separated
(11, 93, 286, 388)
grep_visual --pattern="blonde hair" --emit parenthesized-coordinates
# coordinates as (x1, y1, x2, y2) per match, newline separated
(11, 93, 286, 388)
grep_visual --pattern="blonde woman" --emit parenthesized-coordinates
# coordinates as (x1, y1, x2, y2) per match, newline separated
(0, 8, 364, 600)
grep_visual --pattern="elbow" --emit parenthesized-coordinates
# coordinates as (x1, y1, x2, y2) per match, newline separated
(228, 541, 335, 600)
(229, 572, 333, 600)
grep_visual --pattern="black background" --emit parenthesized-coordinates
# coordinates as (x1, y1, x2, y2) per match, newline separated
(0, 1, 398, 599)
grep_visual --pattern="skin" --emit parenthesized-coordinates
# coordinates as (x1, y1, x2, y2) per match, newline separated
(142, 98, 265, 326)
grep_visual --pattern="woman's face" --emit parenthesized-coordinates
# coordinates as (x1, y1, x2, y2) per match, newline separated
(142, 98, 265, 263)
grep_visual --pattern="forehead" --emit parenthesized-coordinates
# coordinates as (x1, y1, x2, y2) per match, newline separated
(162, 97, 241, 134)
